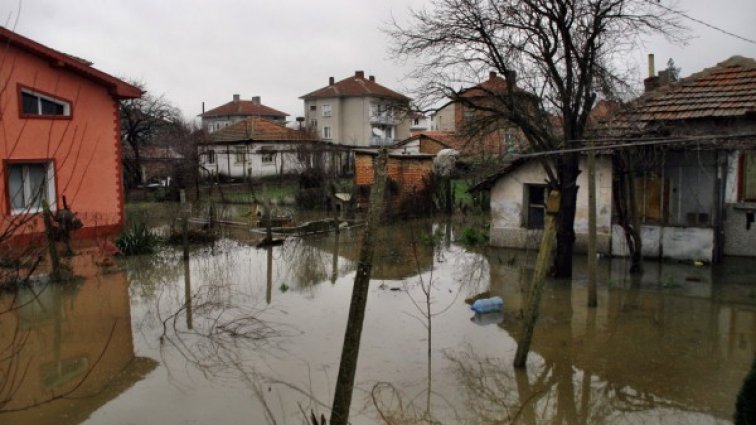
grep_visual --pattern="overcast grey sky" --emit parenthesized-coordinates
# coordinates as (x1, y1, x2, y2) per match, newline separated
(3, 0, 755, 122)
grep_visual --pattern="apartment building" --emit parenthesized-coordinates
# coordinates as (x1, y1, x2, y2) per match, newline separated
(300, 71, 411, 147)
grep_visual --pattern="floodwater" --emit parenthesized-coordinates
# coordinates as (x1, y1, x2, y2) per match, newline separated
(1, 218, 754, 424)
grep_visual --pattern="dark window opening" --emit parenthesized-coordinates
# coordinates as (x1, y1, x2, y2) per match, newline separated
(525, 184, 547, 229)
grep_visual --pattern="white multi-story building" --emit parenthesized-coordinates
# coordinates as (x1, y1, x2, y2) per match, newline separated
(300, 71, 412, 147)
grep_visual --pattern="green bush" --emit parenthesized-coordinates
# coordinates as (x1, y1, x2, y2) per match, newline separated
(116, 222, 161, 255)
(459, 226, 488, 246)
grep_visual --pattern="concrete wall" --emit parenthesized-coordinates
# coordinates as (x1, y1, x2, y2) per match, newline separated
(612, 224, 714, 262)
(304, 97, 343, 143)
(304, 96, 410, 147)
(723, 150, 756, 256)
(431, 103, 455, 131)
(489, 156, 613, 253)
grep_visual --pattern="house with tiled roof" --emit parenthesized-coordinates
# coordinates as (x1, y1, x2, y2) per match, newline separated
(0, 26, 141, 242)
(200, 95, 288, 133)
(475, 56, 756, 262)
(300, 71, 412, 148)
(606, 55, 756, 261)
(429, 71, 530, 158)
(198, 117, 347, 179)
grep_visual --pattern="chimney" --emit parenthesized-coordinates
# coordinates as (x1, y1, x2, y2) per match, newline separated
(251, 96, 261, 105)
(648, 53, 655, 78)
(233, 94, 240, 102)
(355, 70, 365, 79)
(329, 76, 335, 85)
(369, 75, 375, 82)
(643, 53, 659, 93)
(504, 70, 517, 85)
(489, 71, 497, 80)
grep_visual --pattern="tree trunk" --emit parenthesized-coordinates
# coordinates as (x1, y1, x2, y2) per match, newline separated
(513, 190, 559, 369)
(553, 154, 579, 278)
(330, 149, 389, 425)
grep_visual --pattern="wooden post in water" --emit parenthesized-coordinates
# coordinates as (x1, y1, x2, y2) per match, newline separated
(266, 246, 273, 305)
(513, 190, 559, 369)
(180, 189, 189, 262)
(183, 259, 193, 330)
(42, 200, 62, 281)
(587, 147, 598, 308)
(330, 148, 388, 425)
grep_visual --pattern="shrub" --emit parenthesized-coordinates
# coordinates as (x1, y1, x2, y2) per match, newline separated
(459, 225, 488, 246)
(115, 222, 161, 255)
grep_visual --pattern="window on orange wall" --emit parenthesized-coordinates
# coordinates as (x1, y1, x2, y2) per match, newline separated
(7, 162, 56, 214)
(20, 88, 70, 117)
(742, 151, 756, 201)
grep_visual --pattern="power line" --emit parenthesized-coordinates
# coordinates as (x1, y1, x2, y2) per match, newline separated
(513, 132, 756, 158)
(646, 0, 756, 46)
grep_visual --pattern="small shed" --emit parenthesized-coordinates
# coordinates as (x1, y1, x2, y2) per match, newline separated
(354, 149, 435, 215)
(473, 155, 614, 254)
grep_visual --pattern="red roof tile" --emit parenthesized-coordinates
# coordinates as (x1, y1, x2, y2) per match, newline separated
(0, 26, 141, 99)
(460, 72, 521, 98)
(301, 71, 410, 101)
(206, 117, 316, 144)
(200, 99, 288, 118)
(616, 56, 756, 124)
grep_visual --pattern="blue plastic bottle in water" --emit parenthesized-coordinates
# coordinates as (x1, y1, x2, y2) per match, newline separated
(470, 296, 503, 314)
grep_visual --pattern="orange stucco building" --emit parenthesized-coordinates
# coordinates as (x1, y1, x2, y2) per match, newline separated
(0, 27, 141, 242)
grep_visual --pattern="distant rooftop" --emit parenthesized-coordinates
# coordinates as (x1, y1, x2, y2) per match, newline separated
(205, 117, 316, 144)
(301, 71, 410, 101)
(200, 95, 288, 118)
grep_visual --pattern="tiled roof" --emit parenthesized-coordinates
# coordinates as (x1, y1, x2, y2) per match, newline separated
(460, 72, 521, 98)
(201, 100, 288, 118)
(420, 131, 467, 150)
(301, 72, 410, 101)
(0, 26, 141, 99)
(206, 117, 316, 144)
(619, 56, 756, 123)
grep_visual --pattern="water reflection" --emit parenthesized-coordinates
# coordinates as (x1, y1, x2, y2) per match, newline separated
(0, 260, 156, 425)
(1, 218, 753, 425)
(483, 249, 755, 423)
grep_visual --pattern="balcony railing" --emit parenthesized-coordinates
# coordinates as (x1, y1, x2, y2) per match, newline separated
(371, 136, 395, 146)
(369, 113, 395, 125)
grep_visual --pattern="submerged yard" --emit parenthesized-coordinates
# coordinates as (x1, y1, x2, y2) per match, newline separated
(0, 214, 754, 424)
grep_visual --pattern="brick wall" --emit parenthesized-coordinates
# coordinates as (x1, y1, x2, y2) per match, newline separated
(354, 152, 434, 214)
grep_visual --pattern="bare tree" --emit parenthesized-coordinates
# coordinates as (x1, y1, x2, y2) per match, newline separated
(388, 0, 685, 278)
(120, 83, 182, 189)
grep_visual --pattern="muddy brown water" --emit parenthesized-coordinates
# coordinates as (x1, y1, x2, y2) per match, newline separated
(1, 219, 754, 424)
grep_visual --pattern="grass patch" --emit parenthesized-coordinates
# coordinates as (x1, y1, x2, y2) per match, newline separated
(116, 222, 162, 255)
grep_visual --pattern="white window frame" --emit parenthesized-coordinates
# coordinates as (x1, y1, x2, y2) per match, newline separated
(205, 149, 216, 164)
(322, 104, 332, 117)
(323, 126, 332, 140)
(20, 88, 71, 117)
(7, 162, 56, 215)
